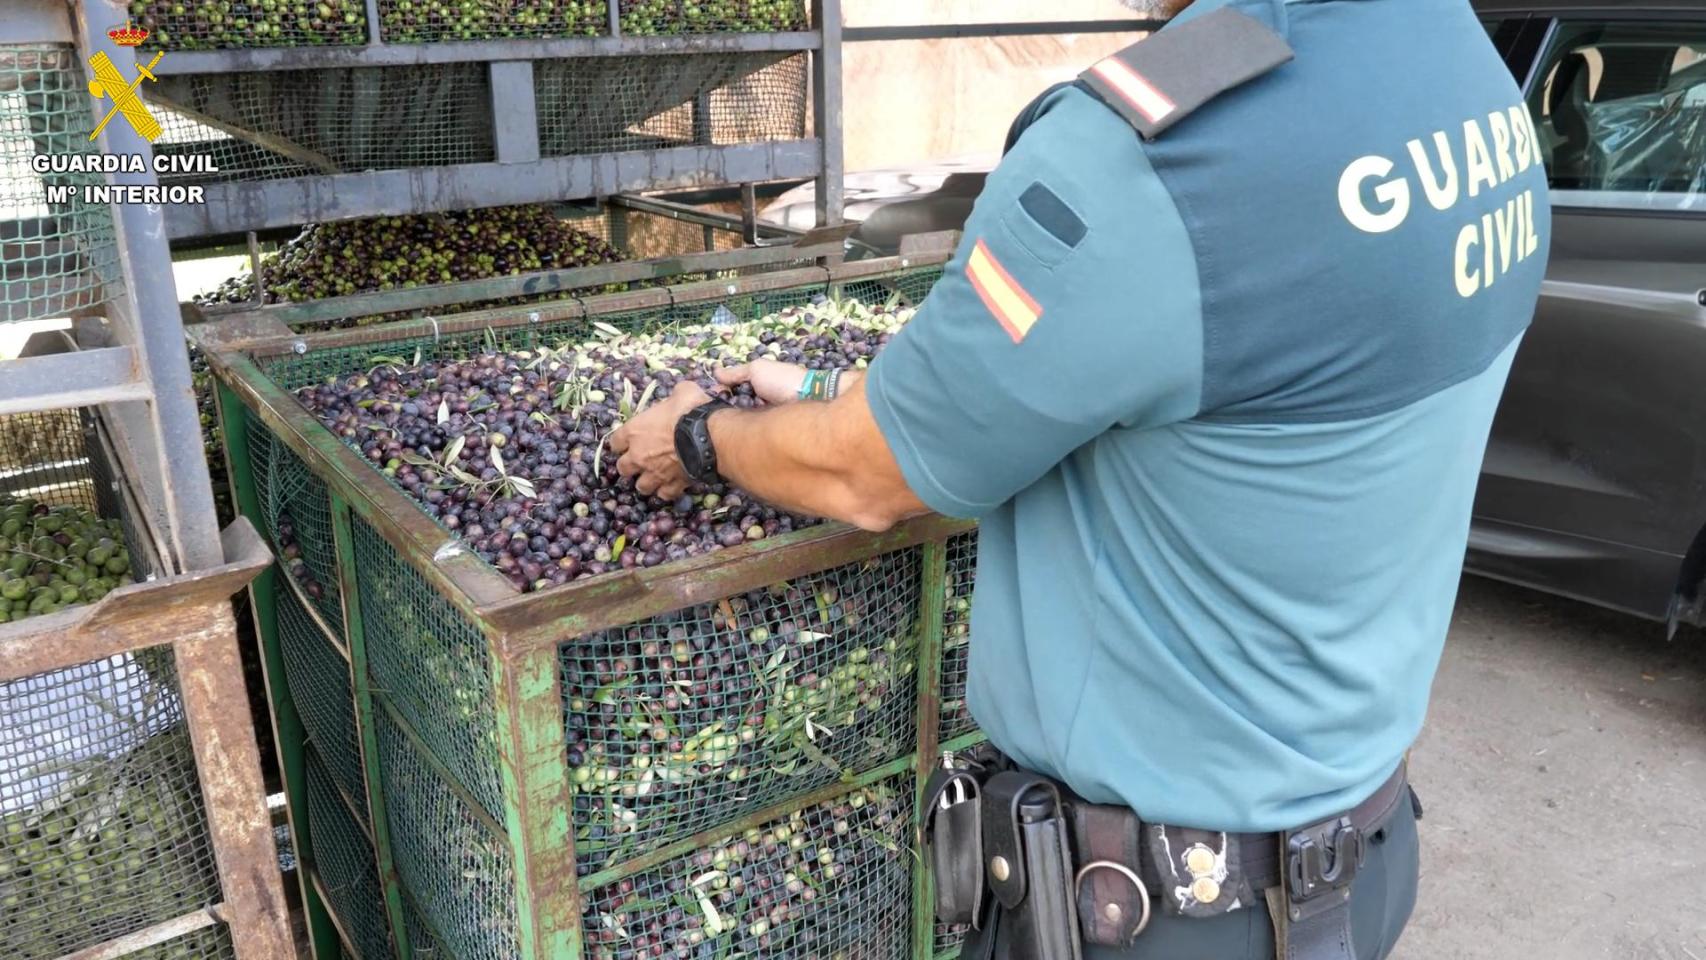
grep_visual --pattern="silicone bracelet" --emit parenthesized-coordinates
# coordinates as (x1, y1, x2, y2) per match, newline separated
(797, 370, 819, 400)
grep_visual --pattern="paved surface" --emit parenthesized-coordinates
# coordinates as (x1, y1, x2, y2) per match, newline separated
(1398, 577, 1706, 960)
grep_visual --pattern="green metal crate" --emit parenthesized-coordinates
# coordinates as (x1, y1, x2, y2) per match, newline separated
(211, 256, 978, 959)
(277, 586, 367, 827)
(305, 747, 393, 960)
(939, 532, 977, 743)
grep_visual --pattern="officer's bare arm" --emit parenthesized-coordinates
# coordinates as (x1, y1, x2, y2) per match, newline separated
(704, 377, 926, 533)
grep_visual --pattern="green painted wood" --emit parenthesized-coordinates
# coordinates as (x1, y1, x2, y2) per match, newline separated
(218, 381, 342, 960)
(331, 493, 415, 960)
(490, 646, 582, 959)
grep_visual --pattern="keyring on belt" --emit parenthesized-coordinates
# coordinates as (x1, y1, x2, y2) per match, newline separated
(1074, 860, 1152, 938)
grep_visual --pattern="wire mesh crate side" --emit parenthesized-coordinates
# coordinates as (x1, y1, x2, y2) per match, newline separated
(560, 546, 923, 871)
(130, 924, 240, 960)
(401, 885, 451, 960)
(305, 747, 393, 960)
(938, 531, 976, 743)
(0, 648, 224, 960)
(129, 0, 369, 51)
(373, 706, 519, 960)
(146, 65, 495, 185)
(933, 921, 969, 958)
(276, 586, 367, 827)
(534, 52, 805, 158)
(245, 414, 346, 634)
(0, 45, 121, 326)
(377, 0, 607, 42)
(581, 774, 911, 960)
(350, 515, 505, 818)
(617, 0, 809, 35)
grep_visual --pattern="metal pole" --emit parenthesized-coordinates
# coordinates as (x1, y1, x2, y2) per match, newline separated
(607, 0, 622, 37)
(810, 0, 844, 227)
(247, 231, 264, 305)
(363, 0, 383, 45)
(73, 0, 225, 572)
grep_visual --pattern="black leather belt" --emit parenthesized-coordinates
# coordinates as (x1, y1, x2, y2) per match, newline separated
(924, 751, 1415, 959)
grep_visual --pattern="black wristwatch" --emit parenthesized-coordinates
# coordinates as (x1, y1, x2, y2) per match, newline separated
(674, 399, 733, 483)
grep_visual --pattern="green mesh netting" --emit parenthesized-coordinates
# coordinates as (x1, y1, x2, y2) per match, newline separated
(305, 747, 392, 960)
(148, 65, 494, 184)
(561, 547, 922, 872)
(277, 586, 368, 827)
(618, 0, 809, 35)
(0, 650, 223, 960)
(402, 885, 451, 959)
(535, 53, 805, 157)
(0, 45, 120, 325)
(352, 517, 503, 818)
(374, 707, 517, 960)
(935, 921, 968, 958)
(244, 415, 346, 634)
(580, 776, 912, 960)
(939, 531, 977, 743)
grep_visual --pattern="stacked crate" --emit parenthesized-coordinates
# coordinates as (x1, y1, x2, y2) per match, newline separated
(206, 253, 985, 959)
(1, 4, 291, 959)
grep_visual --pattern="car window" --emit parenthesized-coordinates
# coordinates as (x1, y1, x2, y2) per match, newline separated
(1526, 20, 1706, 212)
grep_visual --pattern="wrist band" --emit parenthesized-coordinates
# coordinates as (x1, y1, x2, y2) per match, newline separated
(797, 369, 819, 401)
(824, 368, 843, 401)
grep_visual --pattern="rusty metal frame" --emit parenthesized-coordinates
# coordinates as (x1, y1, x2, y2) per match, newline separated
(0, 516, 294, 960)
(204, 251, 974, 959)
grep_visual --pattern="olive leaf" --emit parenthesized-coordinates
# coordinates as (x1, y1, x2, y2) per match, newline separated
(491, 444, 506, 475)
(437, 398, 450, 425)
(442, 434, 466, 467)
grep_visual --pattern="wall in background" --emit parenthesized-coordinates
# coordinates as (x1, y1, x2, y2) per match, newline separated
(841, 0, 1143, 171)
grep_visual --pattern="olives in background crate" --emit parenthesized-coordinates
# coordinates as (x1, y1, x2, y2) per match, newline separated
(0, 497, 130, 622)
(195, 205, 626, 329)
(128, 0, 368, 50)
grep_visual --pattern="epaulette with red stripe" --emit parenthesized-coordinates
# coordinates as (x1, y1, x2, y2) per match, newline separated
(1077, 6, 1295, 141)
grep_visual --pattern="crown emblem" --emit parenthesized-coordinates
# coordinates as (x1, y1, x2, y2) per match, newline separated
(107, 21, 149, 46)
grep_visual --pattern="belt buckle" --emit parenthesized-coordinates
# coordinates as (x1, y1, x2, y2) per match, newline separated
(1285, 816, 1365, 921)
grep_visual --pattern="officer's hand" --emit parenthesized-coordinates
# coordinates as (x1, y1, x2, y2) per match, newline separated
(610, 381, 711, 501)
(716, 360, 807, 405)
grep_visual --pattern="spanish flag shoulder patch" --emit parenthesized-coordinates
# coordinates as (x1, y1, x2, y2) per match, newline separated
(966, 238, 1043, 344)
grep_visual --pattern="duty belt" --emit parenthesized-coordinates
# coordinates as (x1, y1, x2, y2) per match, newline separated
(922, 748, 1415, 960)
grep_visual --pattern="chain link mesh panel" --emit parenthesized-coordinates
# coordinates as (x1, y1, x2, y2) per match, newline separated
(581, 776, 911, 960)
(402, 886, 450, 959)
(561, 547, 921, 871)
(374, 707, 517, 960)
(0, 408, 92, 509)
(0, 649, 223, 959)
(129, 1, 368, 50)
(305, 746, 392, 960)
(277, 586, 367, 827)
(147, 65, 494, 185)
(939, 531, 977, 743)
(535, 53, 805, 157)
(617, 0, 808, 35)
(244, 415, 345, 634)
(377, 0, 606, 42)
(0, 46, 120, 326)
(132, 924, 239, 960)
(934, 921, 968, 958)
(352, 517, 503, 817)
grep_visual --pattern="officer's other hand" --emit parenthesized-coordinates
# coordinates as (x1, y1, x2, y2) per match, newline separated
(610, 381, 712, 501)
(716, 359, 807, 405)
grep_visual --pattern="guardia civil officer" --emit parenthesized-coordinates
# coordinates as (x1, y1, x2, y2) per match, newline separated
(611, 0, 1551, 955)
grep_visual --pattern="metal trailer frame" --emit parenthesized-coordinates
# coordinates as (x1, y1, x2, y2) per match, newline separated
(198, 246, 988, 960)
(108, 0, 845, 241)
(1, 0, 228, 572)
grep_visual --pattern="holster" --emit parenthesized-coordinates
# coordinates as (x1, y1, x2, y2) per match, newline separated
(922, 766, 985, 927)
(980, 771, 1083, 960)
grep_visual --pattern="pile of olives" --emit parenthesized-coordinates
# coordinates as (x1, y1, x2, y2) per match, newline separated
(0, 498, 131, 623)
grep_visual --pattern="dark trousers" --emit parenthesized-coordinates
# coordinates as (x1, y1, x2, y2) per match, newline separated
(963, 797, 1421, 960)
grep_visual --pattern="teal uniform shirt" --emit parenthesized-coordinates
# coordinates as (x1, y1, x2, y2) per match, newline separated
(866, 0, 1550, 831)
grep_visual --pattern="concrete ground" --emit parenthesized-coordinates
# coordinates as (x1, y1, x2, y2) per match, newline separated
(1398, 577, 1706, 960)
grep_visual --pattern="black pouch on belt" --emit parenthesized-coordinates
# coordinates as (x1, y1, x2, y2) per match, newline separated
(982, 771, 1084, 960)
(923, 765, 986, 926)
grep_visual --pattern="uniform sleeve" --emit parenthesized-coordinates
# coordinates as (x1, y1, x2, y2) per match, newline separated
(865, 88, 1206, 519)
